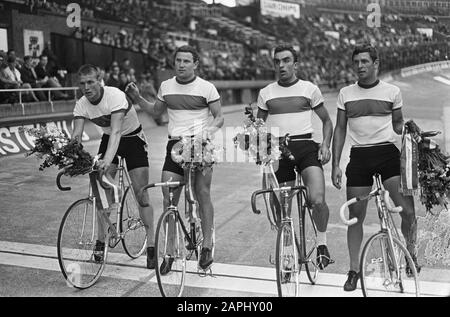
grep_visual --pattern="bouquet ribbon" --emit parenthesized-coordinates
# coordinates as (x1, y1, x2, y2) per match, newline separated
(89, 171, 121, 210)
(400, 127, 419, 196)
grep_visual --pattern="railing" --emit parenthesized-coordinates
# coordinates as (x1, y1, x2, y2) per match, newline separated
(0, 87, 78, 115)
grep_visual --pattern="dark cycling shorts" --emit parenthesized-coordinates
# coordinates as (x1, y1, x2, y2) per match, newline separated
(162, 139, 184, 176)
(98, 126, 149, 171)
(345, 143, 400, 187)
(275, 139, 322, 183)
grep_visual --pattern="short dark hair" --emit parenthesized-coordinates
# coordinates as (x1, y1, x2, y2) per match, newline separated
(352, 43, 379, 62)
(24, 55, 32, 62)
(174, 45, 199, 63)
(40, 54, 48, 60)
(77, 64, 100, 77)
(273, 45, 298, 63)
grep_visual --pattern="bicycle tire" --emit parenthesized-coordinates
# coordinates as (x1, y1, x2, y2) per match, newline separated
(275, 222, 300, 297)
(155, 208, 187, 297)
(360, 232, 420, 297)
(301, 195, 319, 284)
(57, 198, 108, 289)
(120, 186, 147, 259)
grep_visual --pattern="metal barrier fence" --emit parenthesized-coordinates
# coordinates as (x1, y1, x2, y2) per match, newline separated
(0, 87, 78, 115)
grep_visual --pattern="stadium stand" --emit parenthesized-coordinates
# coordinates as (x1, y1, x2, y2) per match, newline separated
(1, 0, 449, 104)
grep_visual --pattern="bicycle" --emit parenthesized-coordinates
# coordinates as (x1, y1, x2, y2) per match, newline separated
(250, 144, 321, 297)
(56, 156, 147, 289)
(139, 166, 205, 297)
(339, 173, 420, 297)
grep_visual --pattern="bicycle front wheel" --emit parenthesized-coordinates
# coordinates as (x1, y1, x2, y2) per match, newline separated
(155, 209, 187, 297)
(57, 199, 108, 289)
(120, 186, 147, 258)
(360, 232, 420, 297)
(275, 222, 300, 297)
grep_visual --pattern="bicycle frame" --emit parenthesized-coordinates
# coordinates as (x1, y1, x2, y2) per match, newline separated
(140, 166, 202, 260)
(59, 156, 136, 247)
(340, 174, 405, 279)
(253, 163, 311, 261)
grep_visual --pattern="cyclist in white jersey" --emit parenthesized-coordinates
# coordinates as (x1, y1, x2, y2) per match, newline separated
(257, 45, 334, 270)
(331, 44, 420, 291)
(72, 64, 156, 269)
(126, 46, 224, 273)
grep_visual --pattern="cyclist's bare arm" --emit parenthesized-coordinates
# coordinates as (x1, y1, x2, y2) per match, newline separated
(125, 82, 166, 117)
(313, 103, 333, 164)
(207, 100, 224, 134)
(100, 111, 124, 170)
(72, 117, 86, 143)
(313, 103, 333, 148)
(331, 109, 348, 189)
(392, 108, 404, 135)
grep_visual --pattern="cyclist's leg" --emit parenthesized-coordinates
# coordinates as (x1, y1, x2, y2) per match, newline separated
(383, 176, 418, 260)
(301, 165, 334, 268)
(194, 168, 214, 249)
(129, 166, 154, 245)
(346, 186, 371, 272)
(301, 166, 328, 233)
(120, 131, 154, 246)
(161, 170, 184, 255)
(344, 146, 376, 273)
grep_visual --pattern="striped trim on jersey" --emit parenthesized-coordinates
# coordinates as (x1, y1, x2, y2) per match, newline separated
(337, 80, 402, 147)
(157, 76, 220, 137)
(73, 86, 140, 136)
(257, 79, 324, 137)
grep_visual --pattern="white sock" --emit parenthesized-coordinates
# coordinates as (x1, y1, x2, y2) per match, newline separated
(317, 231, 327, 246)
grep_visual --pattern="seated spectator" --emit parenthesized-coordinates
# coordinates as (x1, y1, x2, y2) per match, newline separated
(35, 54, 68, 99)
(0, 55, 39, 102)
(20, 55, 47, 101)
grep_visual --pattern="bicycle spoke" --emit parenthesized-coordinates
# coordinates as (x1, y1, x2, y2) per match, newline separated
(360, 233, 420, 297)
(155, 210, 187, 297)
(276, 222, 300, 297)
(120, 187, 147, 259)
(57, 199, 107, 289)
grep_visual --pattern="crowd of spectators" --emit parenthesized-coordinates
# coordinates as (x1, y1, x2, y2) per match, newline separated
(0, 47, 68, 103)
(5, 0, 449, 100)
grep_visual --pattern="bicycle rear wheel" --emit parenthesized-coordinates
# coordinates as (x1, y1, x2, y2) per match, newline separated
(120, 186, 147, 258)
(302, 201, 319, 284)
(57, 199, 108, 289)
(275, 222, 300, 297)
(155, 209, 187, 297)
(360, 232, 420, 297)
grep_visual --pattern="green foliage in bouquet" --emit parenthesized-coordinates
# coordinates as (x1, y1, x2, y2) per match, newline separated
(405, 120, 450, 213)
(21, 124, 94, 177)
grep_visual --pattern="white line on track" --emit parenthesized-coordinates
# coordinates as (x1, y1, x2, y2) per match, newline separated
(433, 76, 450, 86)
(0, 241, 449, 297)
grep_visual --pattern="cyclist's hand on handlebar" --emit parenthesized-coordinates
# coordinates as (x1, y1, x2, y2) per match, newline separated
(97, 159, 111, 171)
(318, 143, 331, 165)
(332, 166, 342, 190)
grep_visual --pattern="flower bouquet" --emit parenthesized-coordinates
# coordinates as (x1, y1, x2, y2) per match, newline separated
(20, 123, 94, 177)
(403, 120, 450, 266)
(233, 105, 293, 165)
(171, 135, 221, 175)
(403, 120, 450, 213)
